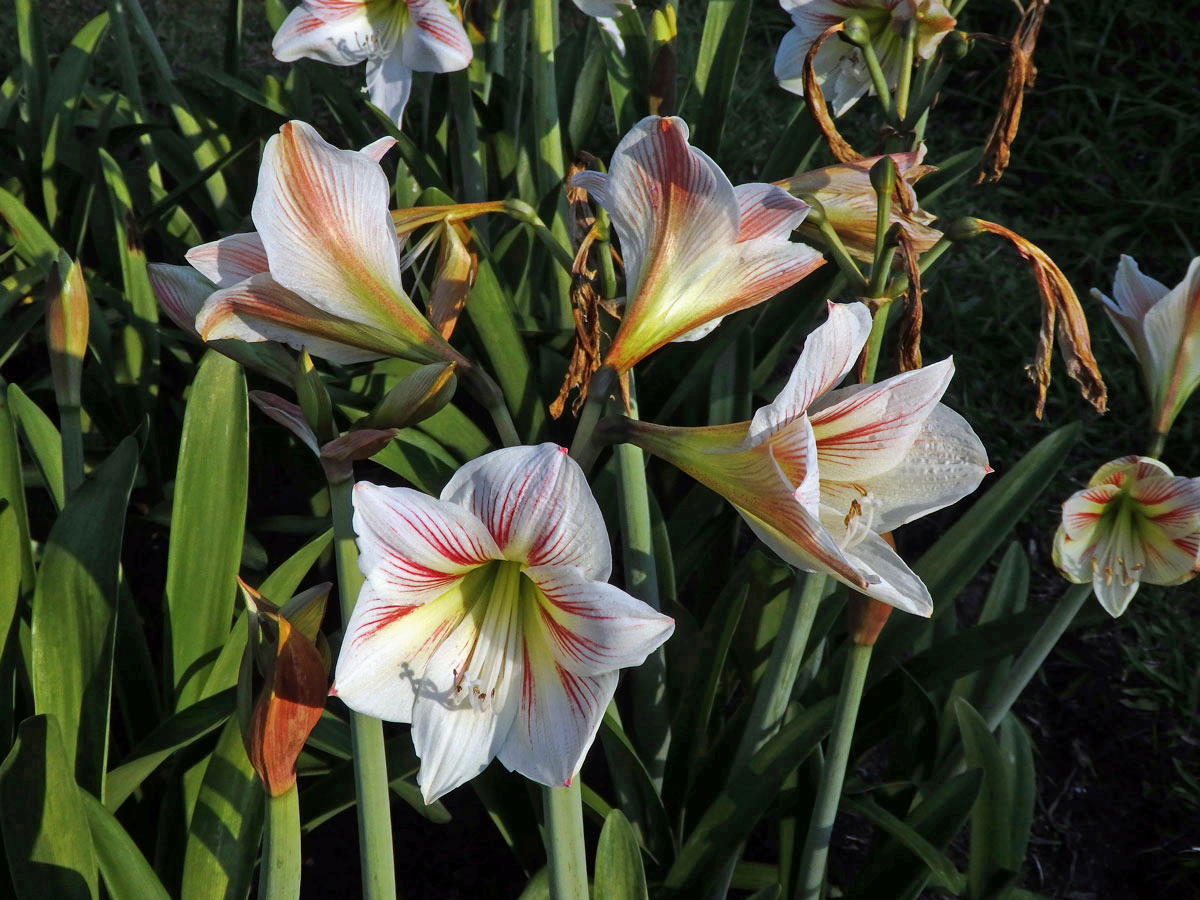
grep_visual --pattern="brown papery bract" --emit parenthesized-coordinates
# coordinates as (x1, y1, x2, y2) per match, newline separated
(977, 0, 1048, 184)
(804, 21, 864, 164)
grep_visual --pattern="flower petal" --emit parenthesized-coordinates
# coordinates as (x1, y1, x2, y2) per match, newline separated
(360, 136, 397, 163)
(843, 530, 933, 617)
(810, 357, 955, 481)
(194, 272, 397, 364)
(1142, 255, 1200, 427)
(365, 51, 415, 125)
(401, 0, 473, 72)
(1131, 474, 1200, 539)
(440, 444, 613, 579)
(522, 565, 674, 676)
(186, 232, 270, 288)
(1090, 564, 1141, 618)
(352, 481, 501, 604)
(818, 404, 989, 534)
(333, 578, 472, 722)
(497, 628, 616, 789)
(572, 0, 635, 17)
(1109, 254, 1169, 320)
(252, 121, 450, 360)
(272, 4, 371, 65)
(749, 300, 872, 444)
(147, 263, 212, 338)
(249, 390, 320, 456)
(734, 183, 812, 242)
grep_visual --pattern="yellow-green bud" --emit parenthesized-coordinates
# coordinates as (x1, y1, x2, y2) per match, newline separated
(294, 348, 336, 444)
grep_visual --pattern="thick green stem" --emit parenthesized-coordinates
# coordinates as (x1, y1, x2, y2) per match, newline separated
(980, 584, 1091, 730)
(60, 404, 84, 498)
(856, 39, 893, 118)
(544, 780, 589, 900)
(1147, 431, 1167, 459)
(260, 784, 302, 900)
(568, 367, 616, 473)
(860, 300, 892, 385)
(894, 21, 917, 123)
(708, 573, 827, 899)
(795, 642, 873, 900)
(812, 213, 868, 289)
(329, 477, 398, 900)
(613, 374, 670, 789)
(464, 366, 522, 448)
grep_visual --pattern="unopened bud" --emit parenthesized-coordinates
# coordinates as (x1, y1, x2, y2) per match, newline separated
(358, 362, 457, 431)
(942, 29, 971, 61)
(869, 156, 898, 197)
(45, 254, 89, 409)
(840, 16, 871, 48)
(798, 195, 827, 228)
(944, 217, 985, 242)
(295, 348, 336, 444)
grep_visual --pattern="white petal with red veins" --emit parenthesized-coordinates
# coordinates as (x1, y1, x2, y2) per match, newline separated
(401, 0, 473, 72)
(353, 481, 501, 604)
(272, 4, 372, 65)
(844, 530, 934, 617)
(147, 263, 212, 338)
(441, 444, 613, 579)
(734, 183, 812, 242)
(186, 232, 269, 288)
(522, 565, 674, 676)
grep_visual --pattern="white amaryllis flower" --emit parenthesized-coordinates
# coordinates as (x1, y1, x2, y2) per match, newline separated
(614, 301, 989, 615)
(572, 116, 825, 374)
(191, 121, 469, 369)
(1092, 255, 1200, 438)
(775, 0, 956, 116)
(273, 0, 472, 127)
(1053, 456, 1200, 617)
(572, 0, 635, 54)
(333, 444, 675, 802)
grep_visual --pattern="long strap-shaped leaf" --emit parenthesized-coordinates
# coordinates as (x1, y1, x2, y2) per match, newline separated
(31, 436, 139, 799)
(80, 790, 171, 900)
(167, 351, 248, 710)
(0, 714, 100, 900)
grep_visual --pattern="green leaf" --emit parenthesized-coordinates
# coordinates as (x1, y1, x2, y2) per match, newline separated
(690, 0, 752, 155)
(31, 437, 139, 797)
(568, 34, 609, 151)
(258, 528, 333, 603)
(999, 713, 1036, 879)
(842, 795, 965, 892)
(167, 351, 248, 709)
(80, 790, 170, 900)
(598, 707, 673, 863)
(594, 809, 649, 900)
(955, 698, 1016, 899)
(0, 379, 35, 649)
(0, 715, 99, 900)
(0, 186, 58, 270)
(180, 717, 264, 900)
(105, 689, 236, 812)
(663, 696, 837, 895)
(14, 0, 49, 152)
(6, 382, 65, 510)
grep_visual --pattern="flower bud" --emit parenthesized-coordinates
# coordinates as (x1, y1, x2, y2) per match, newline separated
(295, 348, 337, 444)
(45, 254, 89, 410)
(943, 217, 985, 242)
(357, 362, 457, 431)
(840, 15, 871, 47)
(869, 156, 898, 198)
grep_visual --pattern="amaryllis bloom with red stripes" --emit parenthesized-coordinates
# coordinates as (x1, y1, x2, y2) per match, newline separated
(272, 0, 472, 126)
(775, 0, 956, 116)
(1092, 255, 1200, 438)
(192, 121, 469, 369)
(1053, 456, 1200, 617)
(333, 444, 674, 803)
(571, 116, 825, 374)
(611, 301, 989, 615)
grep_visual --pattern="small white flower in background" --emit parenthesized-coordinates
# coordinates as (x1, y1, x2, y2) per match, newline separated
(332, 444, 674, 803)
(572, 0, 635, 54)
(572, 115, 825, 374)
(1054, 456, 1200, 618)
(774, 0, 956, 116)
(619, 301, 990, 616)
(1092, 255, 1200, 439)
(273, 0, 473, 127)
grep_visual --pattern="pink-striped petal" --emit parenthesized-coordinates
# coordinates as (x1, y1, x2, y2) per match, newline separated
(360, 136, 397, 163)
(440, 444, 612, 579)
(401, 0, 473, 73)
(147, 263, 211, 338)
(194, 272, 397, 364)
(734, 183, 812, 242)
(810, 357, 954, 481)
(252, 121, 448, 359)
(272, 4, 372, 65)
(1058, 483, 1118, 542)
(185, 232, 269, 288)
(522, 565, 674, 676)
(1130, 475, 1200, 539)
(333, 579, 471, 722)
(749, 300, 872, 444)
(496, 639, 615, 789)
(352, 481, 501, 605)
(765, 413, 821, 516)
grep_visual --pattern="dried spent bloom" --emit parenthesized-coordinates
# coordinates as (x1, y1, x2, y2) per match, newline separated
(333, 444, 674, 802)
(1092, 255, 1200, 440)
(571, 116, 825, 374)
(1053, 456, 1200, 617)
(612, 301, 990, 615)
(774, 0, 956, 116)
(273, 0, 472, 127)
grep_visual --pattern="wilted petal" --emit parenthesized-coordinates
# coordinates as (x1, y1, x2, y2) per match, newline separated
(272, 4, 372, 65)
(810, 358, 955, 481)
(195, 273, 396, 364)
(186, 232, 269, 288)
(749, 300, 872, 444)
(522, 565, 674, 676)
(441, 444, 612, 579)
(249, 390, 321, 456)
(401, 0, 473, 72)
(353, 481, 501, 604)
